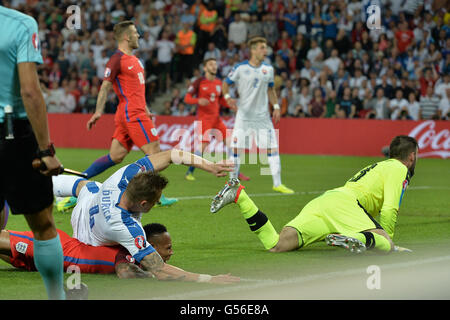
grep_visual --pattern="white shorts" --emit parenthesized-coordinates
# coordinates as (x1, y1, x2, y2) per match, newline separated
(231, 117, 279, 150)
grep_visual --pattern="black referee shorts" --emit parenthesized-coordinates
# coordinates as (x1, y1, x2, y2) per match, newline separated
(0, 120, 54, 215)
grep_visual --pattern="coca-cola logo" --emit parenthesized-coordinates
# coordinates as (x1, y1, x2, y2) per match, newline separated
(408, 121, 450, 158)
(154, 118, 236, 153)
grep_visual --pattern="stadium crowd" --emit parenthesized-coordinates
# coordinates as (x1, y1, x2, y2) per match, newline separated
(5, 0, 450, 120)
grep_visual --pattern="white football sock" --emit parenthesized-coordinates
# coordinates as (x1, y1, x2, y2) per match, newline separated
(268, 152, 281, 187)
(229, 152, 241, 179)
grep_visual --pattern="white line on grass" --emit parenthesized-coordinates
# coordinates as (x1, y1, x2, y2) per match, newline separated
(153, 255, 450, 300)
(174, 186, 448, 201)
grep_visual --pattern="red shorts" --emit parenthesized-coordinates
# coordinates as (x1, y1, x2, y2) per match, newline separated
(8, 230, 119, 274)
(196, 117, 228, 143)
(113, 112, 159, 151)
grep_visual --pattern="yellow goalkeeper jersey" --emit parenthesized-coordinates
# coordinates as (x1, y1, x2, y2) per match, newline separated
(335, 159, 411, 238)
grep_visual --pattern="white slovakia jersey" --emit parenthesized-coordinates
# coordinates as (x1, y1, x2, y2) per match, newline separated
(225, 60, 275, 121)
(71, 156, 156, 263)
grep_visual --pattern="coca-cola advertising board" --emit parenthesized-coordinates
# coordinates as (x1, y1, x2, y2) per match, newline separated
(48, 114, 449, 159)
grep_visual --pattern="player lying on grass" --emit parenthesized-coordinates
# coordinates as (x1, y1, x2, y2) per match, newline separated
(0, 223, 238, 283)
(210, 135, 417, 254)
(51, 149, 238, 282)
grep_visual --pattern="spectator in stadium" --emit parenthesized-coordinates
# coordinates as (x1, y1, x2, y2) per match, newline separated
(156, 30, 176, 94)
(389, 89, 409, 120)
(405, 92, 421, 121)
(308, 87, 326, 118)
(197, 1, 218, 59)
(175, 22, 197, 83)
(325, 89, 338, 118)
(79, 85, 98, 114)
(228, 12, 247, 46)
(438, 88, 450, 120)
(336, 86, 355, 119)
(364, 87, 390, 120)
(262, 13, 279, 48)
(46, 81, 65, 113)
(204, 42, 221, 62)
(247, 14, 264, 39)
(420, 86, 441, 120)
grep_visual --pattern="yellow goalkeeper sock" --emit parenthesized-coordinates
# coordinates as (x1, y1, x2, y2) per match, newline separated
(236, 188, 279, 250)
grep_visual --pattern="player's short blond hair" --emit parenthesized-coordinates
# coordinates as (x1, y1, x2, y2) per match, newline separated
(113, 20, 134, 41)
(247, 37, 267, 50)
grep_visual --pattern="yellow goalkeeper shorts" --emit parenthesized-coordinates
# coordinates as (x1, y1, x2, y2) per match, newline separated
(284, 189, 381, 248)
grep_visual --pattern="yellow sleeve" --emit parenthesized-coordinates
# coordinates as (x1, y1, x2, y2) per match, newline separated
(379, 163, 409, 239)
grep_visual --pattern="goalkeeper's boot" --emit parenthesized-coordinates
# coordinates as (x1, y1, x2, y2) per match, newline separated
(325, 234, 366, 254)
(155, 194, 178, 207)
(210, 178, 241, 213)
(56, 196, 77, 213)
(272, 184, 295, 194)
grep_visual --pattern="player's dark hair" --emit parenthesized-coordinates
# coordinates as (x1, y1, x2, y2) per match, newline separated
(389, 135, 418, 160)
(203, 57, 216, 65)
(143, 223, 168, 239)
(126, 171, 168, 204)
(113, 20, 134, 41)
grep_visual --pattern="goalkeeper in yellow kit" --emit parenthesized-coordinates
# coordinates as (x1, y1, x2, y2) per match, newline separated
(210, 135, 418, 253)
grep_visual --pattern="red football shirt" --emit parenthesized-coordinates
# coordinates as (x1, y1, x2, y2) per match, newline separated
(104, 49, 147, 121)
(184, 76, 229, 120)
(8, 230, 133, 274)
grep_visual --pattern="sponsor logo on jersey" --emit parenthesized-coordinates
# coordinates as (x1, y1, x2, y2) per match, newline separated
(104, 67, 111, 78)
(15, 242, 28, 254)
(32, 33, 40, 51)
(134, 235, 146, 249)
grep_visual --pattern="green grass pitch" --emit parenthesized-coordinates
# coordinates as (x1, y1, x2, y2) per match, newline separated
(1, 149, 449, 300)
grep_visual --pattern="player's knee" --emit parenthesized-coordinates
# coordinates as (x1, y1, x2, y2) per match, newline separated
(269, 227, 300, 253)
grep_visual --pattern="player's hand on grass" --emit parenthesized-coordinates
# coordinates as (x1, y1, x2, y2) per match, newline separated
(393, 245, 413, 253)
(87, 112, 102, 130)
(272, 109, 281, 124)
(210, 273, 240, 284)
(40, 156, 63, 176)
(211, 160, 235, 177)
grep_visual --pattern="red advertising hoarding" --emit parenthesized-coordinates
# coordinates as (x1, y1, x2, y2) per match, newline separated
(48, 114, 449, 159)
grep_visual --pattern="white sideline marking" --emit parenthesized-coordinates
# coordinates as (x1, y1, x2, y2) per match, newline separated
(174, 186, 447, 201)
(153, 255, 450, 300)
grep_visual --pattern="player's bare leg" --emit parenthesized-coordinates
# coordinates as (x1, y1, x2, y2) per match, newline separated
(109, 138, 130, 164)
(141, 140, 178, 207)
(269, 227, 301, 252)
(140, 140, 161, 156)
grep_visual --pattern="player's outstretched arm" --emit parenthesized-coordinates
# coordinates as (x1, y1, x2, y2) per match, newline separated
(147, 149, 234, 177)
(140, 251, 240, 284)
(87, 80, 112, 130)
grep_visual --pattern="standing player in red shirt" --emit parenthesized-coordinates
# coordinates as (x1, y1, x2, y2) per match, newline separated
(183, 58, 249, 181)
(57, 21, 176, 210)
